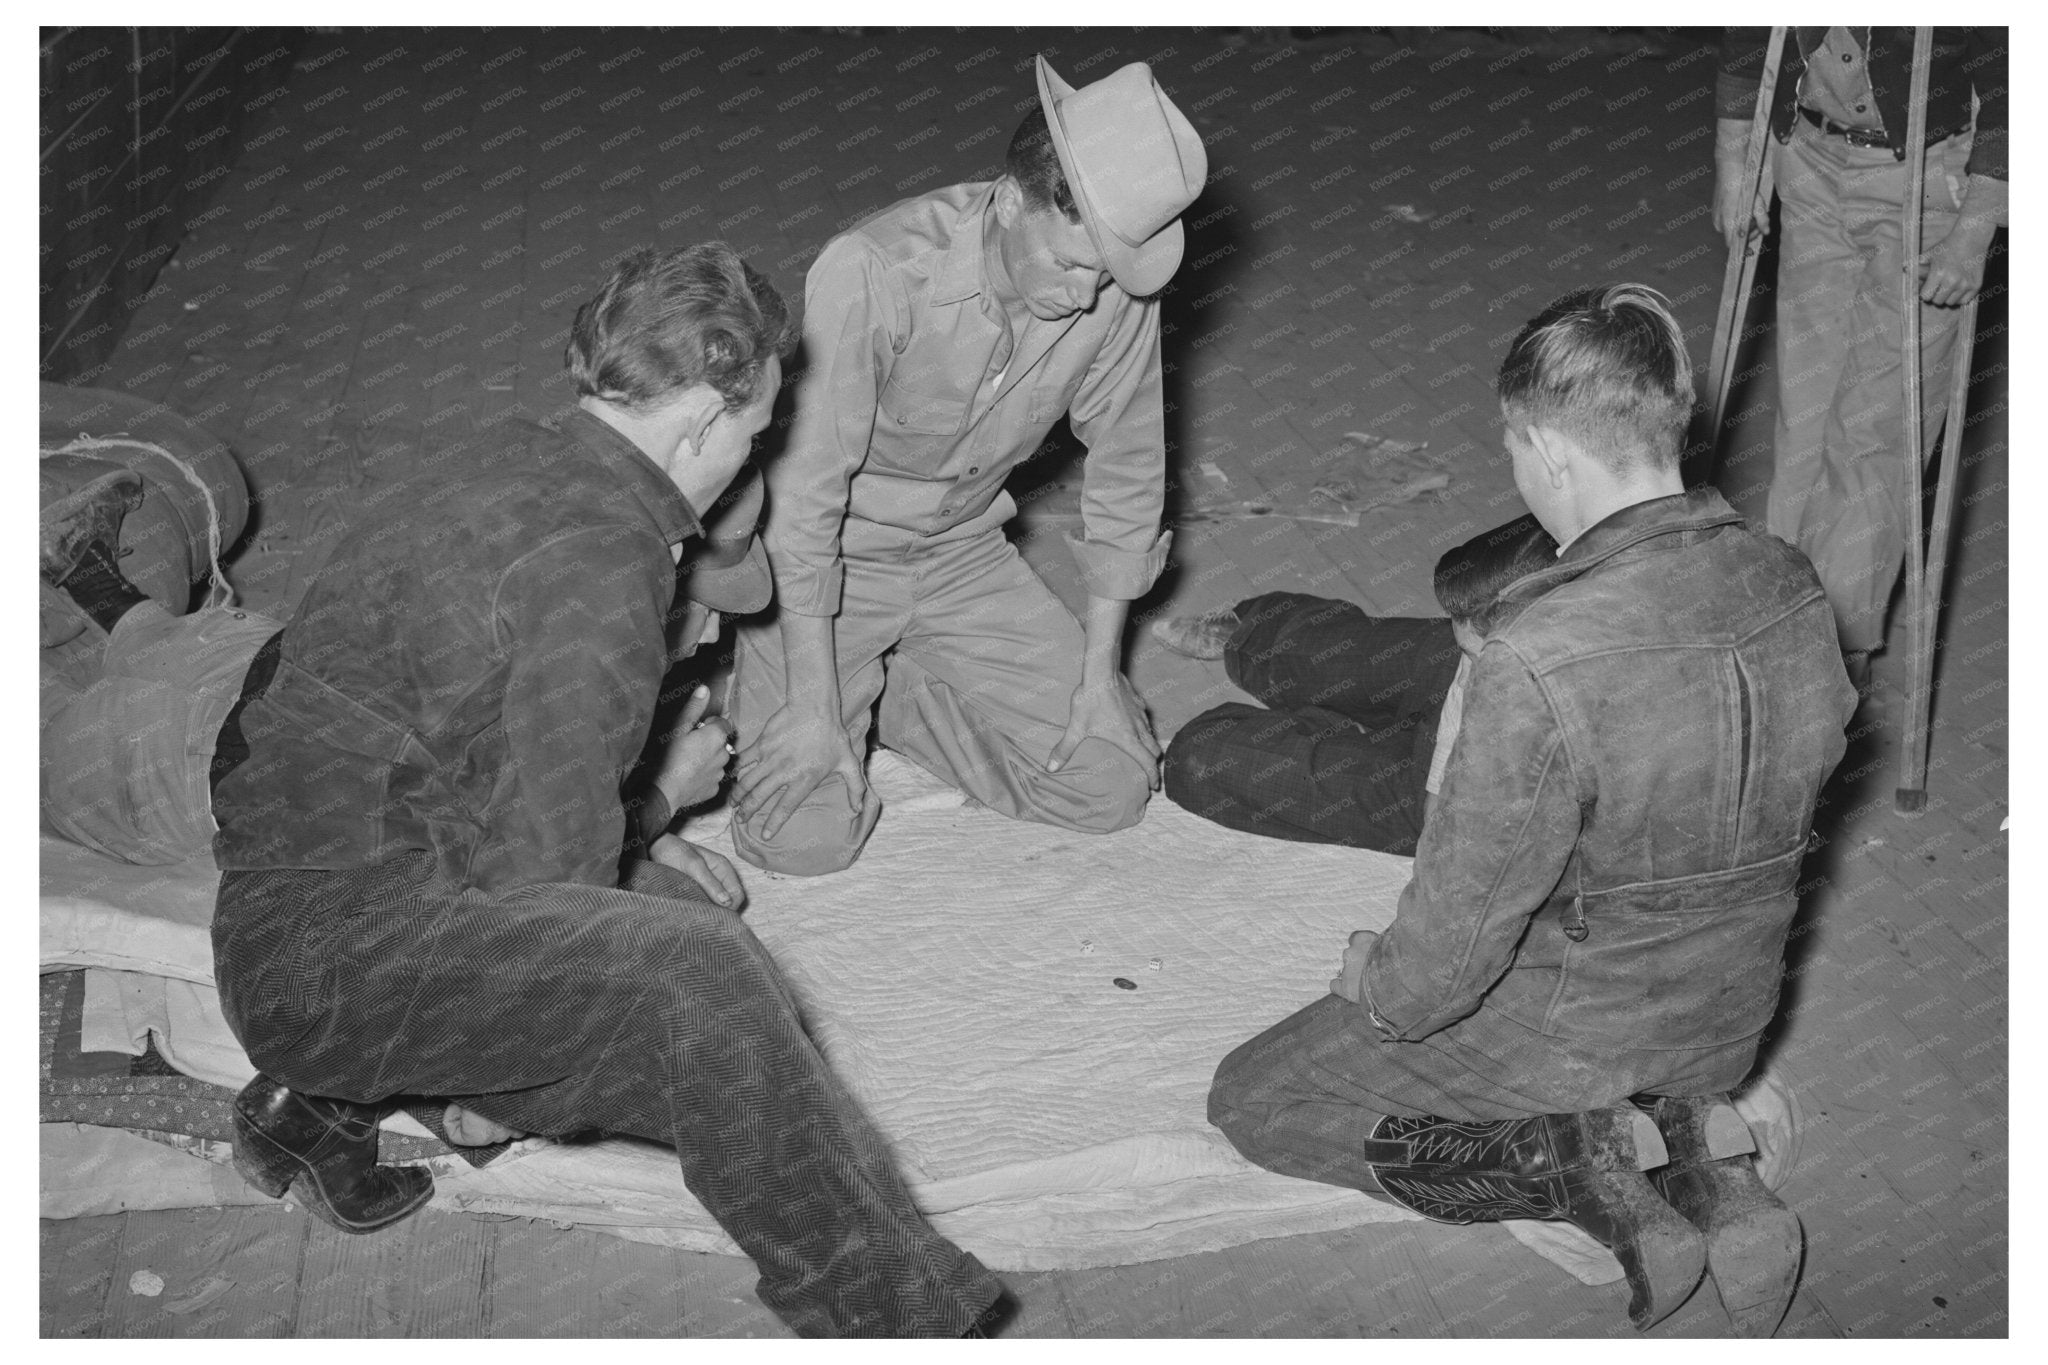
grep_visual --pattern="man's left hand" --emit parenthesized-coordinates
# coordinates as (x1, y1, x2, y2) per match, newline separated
(1920, 218, 1997, 307)
(1329, 929, 1381, 1003)
(651, 833, 746, 909)
(1048, 674, 1161, 787)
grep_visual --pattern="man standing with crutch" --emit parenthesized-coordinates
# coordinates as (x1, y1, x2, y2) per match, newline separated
(1712, 28, 2006, 697)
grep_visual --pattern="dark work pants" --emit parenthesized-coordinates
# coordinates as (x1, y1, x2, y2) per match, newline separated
(1163, 593, 1462, 855)
(211, 852, 1001, 1337)
(1207, 996, 1759, 1197)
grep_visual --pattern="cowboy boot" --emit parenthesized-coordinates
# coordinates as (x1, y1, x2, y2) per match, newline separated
(41, 468, 142, 584)
(1361, 1105, 1707, 1331)
(40, 468, 152, 638)
(231, 1073, 433, 1234)
(1649, 1094, 1803, 1338)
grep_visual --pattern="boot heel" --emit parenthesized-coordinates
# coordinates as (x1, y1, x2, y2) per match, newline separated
(1598, 1170, 1708, 1331)
(1618, 1107, 1670, 1170)
(1702, 1101, 1758, 1159)
(231, 1110, 299, 1200)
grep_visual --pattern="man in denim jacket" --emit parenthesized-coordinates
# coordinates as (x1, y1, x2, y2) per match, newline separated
(1210, 286, 1856, 1337)
(41, 245, 1006, 1337)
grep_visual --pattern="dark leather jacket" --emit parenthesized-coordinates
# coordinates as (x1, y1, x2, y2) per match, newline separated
(211, 410, 702, 893)
(1363, 491, 1856, 1052)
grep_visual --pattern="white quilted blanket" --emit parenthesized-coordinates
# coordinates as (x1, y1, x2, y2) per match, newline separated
(40, 751, 1429, 1267)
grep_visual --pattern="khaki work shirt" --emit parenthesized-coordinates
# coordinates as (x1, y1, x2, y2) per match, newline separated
(764, 182, 1171, 617)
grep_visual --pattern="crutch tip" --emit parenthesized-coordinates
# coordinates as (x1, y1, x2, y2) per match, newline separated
(1895, 787, 1929, 815)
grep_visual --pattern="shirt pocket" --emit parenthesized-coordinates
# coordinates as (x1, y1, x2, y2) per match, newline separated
(878, 375, 968, 435)
(874, 375, 968, 475)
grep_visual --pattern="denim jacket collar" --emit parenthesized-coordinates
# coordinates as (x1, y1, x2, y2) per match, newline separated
(545, 407, 703, 546)
(1503, 490, 1744, 611)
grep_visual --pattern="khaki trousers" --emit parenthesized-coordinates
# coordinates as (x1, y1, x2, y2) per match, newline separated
(730, 508, 1150, 875)
(1767, 117, 1973, 654)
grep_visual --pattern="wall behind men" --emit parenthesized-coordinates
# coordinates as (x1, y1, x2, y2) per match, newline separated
(40, 26, 304, 383)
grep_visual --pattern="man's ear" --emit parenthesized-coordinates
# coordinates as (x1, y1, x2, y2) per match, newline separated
(683, 399, 720, 456)
(1527, 424, 1572, 487)
(992, 175, 1023, 228)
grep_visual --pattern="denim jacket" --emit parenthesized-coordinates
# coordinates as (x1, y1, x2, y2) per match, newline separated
(211, 410, 701, 893)
(1362, 491, 1856, 1051)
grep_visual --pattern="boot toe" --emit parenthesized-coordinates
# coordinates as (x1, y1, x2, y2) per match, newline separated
(1708, 1205, 1803, 1338)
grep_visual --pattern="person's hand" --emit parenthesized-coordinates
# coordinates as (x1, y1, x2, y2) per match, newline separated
(1047, 673, 1162, 788)
(654, 684, 736, 813)
(1329, 929, 1381, 1003)
(651, 832, 746, 909)
(443, 1103, 526, 1147)
(1713, 164, 1770, 255)
(1919, 217, 1996, 307)
(733, 705, 867, 840)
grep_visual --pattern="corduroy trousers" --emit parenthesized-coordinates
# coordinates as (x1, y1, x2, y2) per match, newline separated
(212, 852, 1002, 1337)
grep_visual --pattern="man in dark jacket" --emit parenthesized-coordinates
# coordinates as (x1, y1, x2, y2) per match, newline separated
(1209, 285, 1856, 1336)
(40, 244, 1005, 1338)
(1714, 27, 2006, 689)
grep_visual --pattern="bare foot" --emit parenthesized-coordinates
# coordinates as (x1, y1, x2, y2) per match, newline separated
(443, 1103, 526, 1146)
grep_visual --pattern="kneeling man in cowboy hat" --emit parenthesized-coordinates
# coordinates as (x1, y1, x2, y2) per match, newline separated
(730, 55, 1206, 874)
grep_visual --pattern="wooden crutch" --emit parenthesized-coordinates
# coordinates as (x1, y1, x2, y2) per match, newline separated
(1705, 26, 1787, 464)
(1894, 28, 1975, 813)
(1896, 295, 1981, 813)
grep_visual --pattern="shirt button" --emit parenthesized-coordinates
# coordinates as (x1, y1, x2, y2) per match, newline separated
(1842, 52, 1854, 63)
(968, 466, 980, 475)
(1855, 103, 1867, 112)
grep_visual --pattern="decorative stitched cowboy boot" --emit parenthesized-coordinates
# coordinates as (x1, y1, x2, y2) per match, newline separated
(231, 1073, 433, 1234)
(1649, 1094, 1803, 1338)
(1360, 1105, 1707, 1331)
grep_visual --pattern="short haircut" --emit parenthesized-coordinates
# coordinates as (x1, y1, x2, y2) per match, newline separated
(1433, 512, 1559, 634)
(1004, 104, 1082, 223)
(1495, 282, 1694, 471)
(565, 243, 798, 412)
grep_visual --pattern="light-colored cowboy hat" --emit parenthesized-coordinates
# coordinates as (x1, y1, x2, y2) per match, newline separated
(1035, 55, 1208, 298)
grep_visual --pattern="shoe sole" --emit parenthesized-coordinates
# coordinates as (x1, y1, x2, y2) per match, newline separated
(1709, 1206, 1804, 1338)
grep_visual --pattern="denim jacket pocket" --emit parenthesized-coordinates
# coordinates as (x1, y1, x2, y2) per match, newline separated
(1532, 849, 1805, 1049)
(250, 661, 435, 859)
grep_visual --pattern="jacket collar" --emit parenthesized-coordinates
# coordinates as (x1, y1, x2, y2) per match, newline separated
(930, 183, 1000, 307)
(548, 407, 702, 546)
(1502, 489, 1744, 607)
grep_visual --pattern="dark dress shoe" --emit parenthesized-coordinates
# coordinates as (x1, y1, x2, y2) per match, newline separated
(232, 1073, 433, 1234)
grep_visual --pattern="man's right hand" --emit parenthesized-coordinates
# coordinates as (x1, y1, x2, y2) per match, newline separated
(733, 706, 867, 840)
(1712, 119, 1769, 254)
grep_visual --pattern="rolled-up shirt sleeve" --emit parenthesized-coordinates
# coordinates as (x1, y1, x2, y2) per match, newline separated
(1360, 642, 1583, 1040)
(1063, 291, 1171, 601)
(764, 235, 900, 617)
(476, 526, 673, 891)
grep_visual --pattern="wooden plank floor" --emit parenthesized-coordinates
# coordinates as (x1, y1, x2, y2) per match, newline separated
(43, 27, 2007, 1339)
